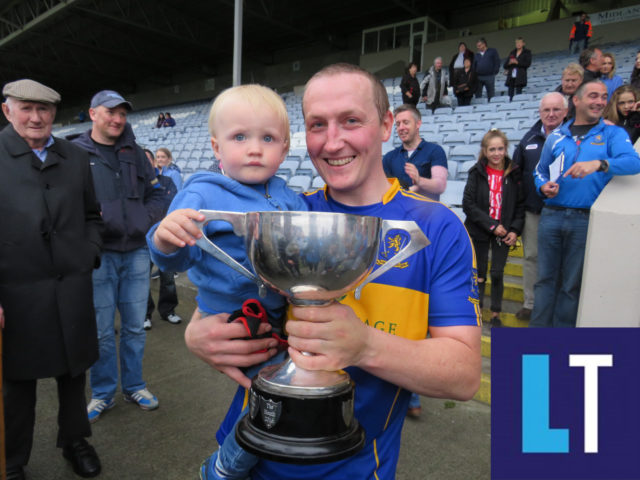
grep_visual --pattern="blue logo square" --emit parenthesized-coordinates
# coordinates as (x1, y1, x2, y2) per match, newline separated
(491, 328, 640, 479)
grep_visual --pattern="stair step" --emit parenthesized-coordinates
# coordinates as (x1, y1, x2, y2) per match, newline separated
(482, 308, 528, 328)
(481, 334, 491, 358)
(473, 356, 491, 405)
(484, 280, 523, 303)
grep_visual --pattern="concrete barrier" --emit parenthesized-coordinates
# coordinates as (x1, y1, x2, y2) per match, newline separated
(577, 172, 640, 327)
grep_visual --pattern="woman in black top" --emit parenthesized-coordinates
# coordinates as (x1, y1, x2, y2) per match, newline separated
(504, 37, 532, 100)
(603, 85, 640, 144)
(453, 58, 477, 106)
(400, 62, 421, 106)
(463, 129, 524, 326)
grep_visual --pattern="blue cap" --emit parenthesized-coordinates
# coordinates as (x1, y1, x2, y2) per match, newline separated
(90, 90, 132, 110)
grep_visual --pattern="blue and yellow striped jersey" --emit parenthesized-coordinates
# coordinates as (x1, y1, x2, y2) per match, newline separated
(217, 179, 480, 480)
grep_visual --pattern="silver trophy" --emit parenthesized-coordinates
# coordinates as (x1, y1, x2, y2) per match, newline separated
(195, 210, 429, 464)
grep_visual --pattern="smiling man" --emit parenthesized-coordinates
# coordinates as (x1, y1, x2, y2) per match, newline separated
(532, 81, 640, 327)
(188, 63, 481, 480)
(382, 104, 448, 200)
(73, 90, 165, 422)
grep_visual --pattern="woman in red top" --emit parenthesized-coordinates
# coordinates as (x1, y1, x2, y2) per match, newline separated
(463, 129, 524, 326)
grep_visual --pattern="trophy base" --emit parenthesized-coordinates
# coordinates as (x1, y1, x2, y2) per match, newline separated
(235, 359, 365, 464)
(236, 414, 365, 464)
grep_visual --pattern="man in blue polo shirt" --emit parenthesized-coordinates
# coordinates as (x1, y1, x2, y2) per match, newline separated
(382, 103, 448, 200)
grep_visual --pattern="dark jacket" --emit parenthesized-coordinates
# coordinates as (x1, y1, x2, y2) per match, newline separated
(453, 68, 478, 99)
(620, 111, 640, 144)
(462, 157, 525, 240)
(0, 125, 103, 380)
(504, 48, 532, 87)
(74, 124, 165, 252)
(512, 120, 546, 214)
(400, 73, 421, 106)
(473, 48, 501, 76)
(449, 49, 474, 79)
(156, 171, 178, 214)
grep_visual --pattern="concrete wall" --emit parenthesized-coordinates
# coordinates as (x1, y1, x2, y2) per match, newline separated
(577, 170, 640, 327)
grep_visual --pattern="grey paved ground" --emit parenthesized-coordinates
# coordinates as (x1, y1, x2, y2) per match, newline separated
(25, 279, 490, 480)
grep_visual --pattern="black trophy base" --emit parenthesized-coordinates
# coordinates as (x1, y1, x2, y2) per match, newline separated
(235, 374, 365, 464)
(236, 414, 365, 464)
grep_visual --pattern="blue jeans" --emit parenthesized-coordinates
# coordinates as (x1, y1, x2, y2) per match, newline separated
(207, 351, 287, 479)
(90, 248, 150, 399)
(475, 74, 496, 100)
(530, 208, 589, 328)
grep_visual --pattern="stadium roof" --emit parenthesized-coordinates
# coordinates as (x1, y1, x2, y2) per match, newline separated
(0, 0, 586, 105)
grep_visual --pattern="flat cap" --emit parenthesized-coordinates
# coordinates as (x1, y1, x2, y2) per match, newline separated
(90, 90, 132, 110)
(2, 79, 61, 104)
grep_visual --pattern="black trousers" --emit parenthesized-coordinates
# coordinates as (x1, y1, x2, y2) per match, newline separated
(147, 263, 178, 319)
(473, 236, 510, 313)
(4, 372, 91, 468)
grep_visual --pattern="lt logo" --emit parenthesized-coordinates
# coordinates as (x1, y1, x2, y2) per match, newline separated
(522, 354, 613, 454)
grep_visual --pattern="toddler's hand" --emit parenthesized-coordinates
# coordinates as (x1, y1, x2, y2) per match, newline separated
(153, 208, 205, 254)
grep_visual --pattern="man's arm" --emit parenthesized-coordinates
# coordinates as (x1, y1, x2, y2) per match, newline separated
(287, 306, 480, 400)
(408, 165, 447, 196)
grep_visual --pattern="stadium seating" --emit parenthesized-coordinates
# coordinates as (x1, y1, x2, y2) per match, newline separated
(51, 39, 638, 201)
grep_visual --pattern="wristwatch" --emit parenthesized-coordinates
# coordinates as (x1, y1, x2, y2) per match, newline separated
(597, 160, 609, 173)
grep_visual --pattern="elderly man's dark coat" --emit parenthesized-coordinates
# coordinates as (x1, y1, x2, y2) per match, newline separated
(0, 124, 103, 380)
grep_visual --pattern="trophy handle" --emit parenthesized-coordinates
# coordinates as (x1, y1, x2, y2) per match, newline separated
(193, 210, 268, 298)
(354, 220, 430, 300)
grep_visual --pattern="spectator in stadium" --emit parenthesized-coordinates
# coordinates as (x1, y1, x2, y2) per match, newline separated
(400, 62, 421, 106)
(453, 57, 478, 106)
(155, 112, 165, 128)
(630, 51, 640, 89)
(382, 103, 448, 200)
(579, 46, 603, 83)
(512, 92, 568, 321)
(503, 37, 532, 100)
(569, 12, 592, 54)
(148, 84, 306, 480)
(531, 80, 640, 327)
(1, 79, 103, 479)
(73, 90, 165, 422)
(420, 56, 451, 112)
(600, 52, 623, 96)
(183, 63, 481, 480)
(156, 146, 183, 190)
(556, 62, 584, 119)
(463, 129, 524, 327)
(449, 41, 474, 80)
(163, 112, 176, 127)
(473, 37, 501, 100)
(603, 85, 640, 144)
(143, 149, 181, 331)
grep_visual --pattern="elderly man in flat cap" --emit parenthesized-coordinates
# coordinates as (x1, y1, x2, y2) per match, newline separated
(0, 79, 103, 479)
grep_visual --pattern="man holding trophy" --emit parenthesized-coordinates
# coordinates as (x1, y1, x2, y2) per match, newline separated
(173, 64, 482, 479)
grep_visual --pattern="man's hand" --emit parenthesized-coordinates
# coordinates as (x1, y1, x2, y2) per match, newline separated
(406, 91, 413, 98)
(503, 231, 518, 246)
(184, 310, 279, 389)
(493, 224, 507, 237)
(564, 160, 601, 179)
(153, 208, 205, 254)
(541, 181, 559, 198)
(404, 162, 420, 186)
(286, 303, 371, 372)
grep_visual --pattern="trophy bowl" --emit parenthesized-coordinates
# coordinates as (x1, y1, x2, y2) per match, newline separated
(195, 210, 429, 464)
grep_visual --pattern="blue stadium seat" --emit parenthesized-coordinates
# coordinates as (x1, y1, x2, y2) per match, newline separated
(440, 180, 466, 207)
(288, 175, 312, 193)
(443, 132, 471, 146)
(449, 145, 479, 163)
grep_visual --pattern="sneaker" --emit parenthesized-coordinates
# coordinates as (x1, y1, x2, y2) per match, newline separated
(516, 307, 532, 321)
(144, 317, 152, 330)
(163, 313, 182, 324)
(87, 398, 115, 423)
(173, 272, 179, 279)
(124, 388, 159, 411)
(490, 316, 503, 327)
(150, 268, 160, 280)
